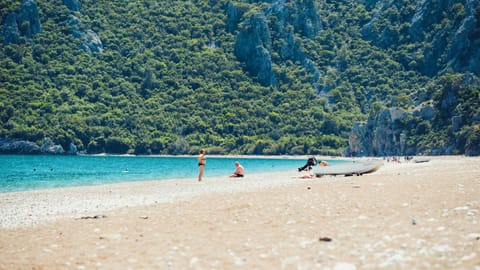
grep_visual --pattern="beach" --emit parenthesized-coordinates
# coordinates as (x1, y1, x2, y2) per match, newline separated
(0, 156, 479, 269)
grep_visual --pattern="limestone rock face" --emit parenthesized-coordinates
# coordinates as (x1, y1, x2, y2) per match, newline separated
(226, 2, 249, 33)
(281, 0, 321, 39)
(80, 29, 103, 54)
(418, 0, 480, 75)
(41, 137, 65, 154)
(347, 108, 408, 157)
(231, 0, 321, 88)
(63, 0, 81, 12)
(0, 138, 77, 155)
(0, 138, 42, 154)
(67, 13, 103, 54)
(357, 0, 380, 9)
(446, 0, 480, 75)
(17, 0, 42, 38)
(69, 142, 78, 155)
(1, 0, 41, 44)
(362, 0, 480, 76)
(234, 13, 276, 86)
(1, 0, 102, 54)
(452, 116, 463, 132)
(348, 123, 369, 156)
(69, 15, 82, 37)
(346, 74, 479, 157)
(268, 0, 321, 90)
(1, 13, 20, 45)
(413, 105, 436, 120)
(360, 1, 401, 49)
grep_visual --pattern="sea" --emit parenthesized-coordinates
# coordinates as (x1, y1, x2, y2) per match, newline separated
(0, 155, 342, 193)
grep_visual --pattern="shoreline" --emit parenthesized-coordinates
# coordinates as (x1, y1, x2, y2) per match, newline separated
(0, 154, 329, 194)
(0, 155, 472, 229)
(0, 169, 311, 229)
(0, 155, 395, 228)
(0, 156, 478, 269)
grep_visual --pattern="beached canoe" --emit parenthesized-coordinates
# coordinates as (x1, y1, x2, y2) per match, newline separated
(314, 160, 383, 177)
(413, 158, 430, 163)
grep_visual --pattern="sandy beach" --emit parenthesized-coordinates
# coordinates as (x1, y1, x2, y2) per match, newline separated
(0, 156, 479, 269)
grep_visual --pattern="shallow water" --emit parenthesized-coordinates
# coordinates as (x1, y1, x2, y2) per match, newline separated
(0, 155, 342, 193)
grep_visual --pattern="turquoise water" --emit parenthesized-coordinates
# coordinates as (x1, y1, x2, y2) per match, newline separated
(0, 155, 340, 193)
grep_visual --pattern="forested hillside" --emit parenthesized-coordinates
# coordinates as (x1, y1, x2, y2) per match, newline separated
(1, 0, 479, 156)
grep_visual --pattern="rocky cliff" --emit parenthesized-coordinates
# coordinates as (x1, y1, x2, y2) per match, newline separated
(234, 12, 276, 86)
(347, 108, 409, 157)
(1, 0, 102, 53)
(231, 0, 479, 91)
(1, 0, 478, 156)
(347, 73, 480, 156)
(230, 0, 321, 88)
(361, 0, 480, 76)
(0, 137, 77, 155)
(0, 0, 41, 44)
(64, 0, 103, 54)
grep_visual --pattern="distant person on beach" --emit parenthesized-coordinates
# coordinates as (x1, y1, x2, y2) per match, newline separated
(298, 157, 317, 172)
(229, 161, 245, 178)
(197, 149, 206, 181)
(294, 173, 315, 179)
(296, 158, 328, 178)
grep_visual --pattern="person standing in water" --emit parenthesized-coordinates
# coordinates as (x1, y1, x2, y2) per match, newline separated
(197, 149, 206, 181)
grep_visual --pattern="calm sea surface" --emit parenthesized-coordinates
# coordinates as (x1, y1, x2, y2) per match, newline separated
(0, 155, 342, 193)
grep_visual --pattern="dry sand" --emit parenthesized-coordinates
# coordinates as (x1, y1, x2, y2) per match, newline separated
(0, 156, 479, 269)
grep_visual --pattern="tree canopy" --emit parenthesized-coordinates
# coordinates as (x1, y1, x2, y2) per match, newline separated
(1, 0, 479, 156)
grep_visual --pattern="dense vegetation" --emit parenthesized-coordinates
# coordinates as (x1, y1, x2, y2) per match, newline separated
(397, 74, 480, 156)
(1, 0, 479, 155)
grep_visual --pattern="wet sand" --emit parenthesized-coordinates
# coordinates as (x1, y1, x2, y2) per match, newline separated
(0, 156, 479, 269)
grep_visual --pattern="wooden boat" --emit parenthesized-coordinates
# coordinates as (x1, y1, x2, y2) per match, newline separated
(314, 160, 383, 177)
(413, 158, 430, 163)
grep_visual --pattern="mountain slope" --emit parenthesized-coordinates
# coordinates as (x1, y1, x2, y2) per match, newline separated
(1, 0, 479, 156)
